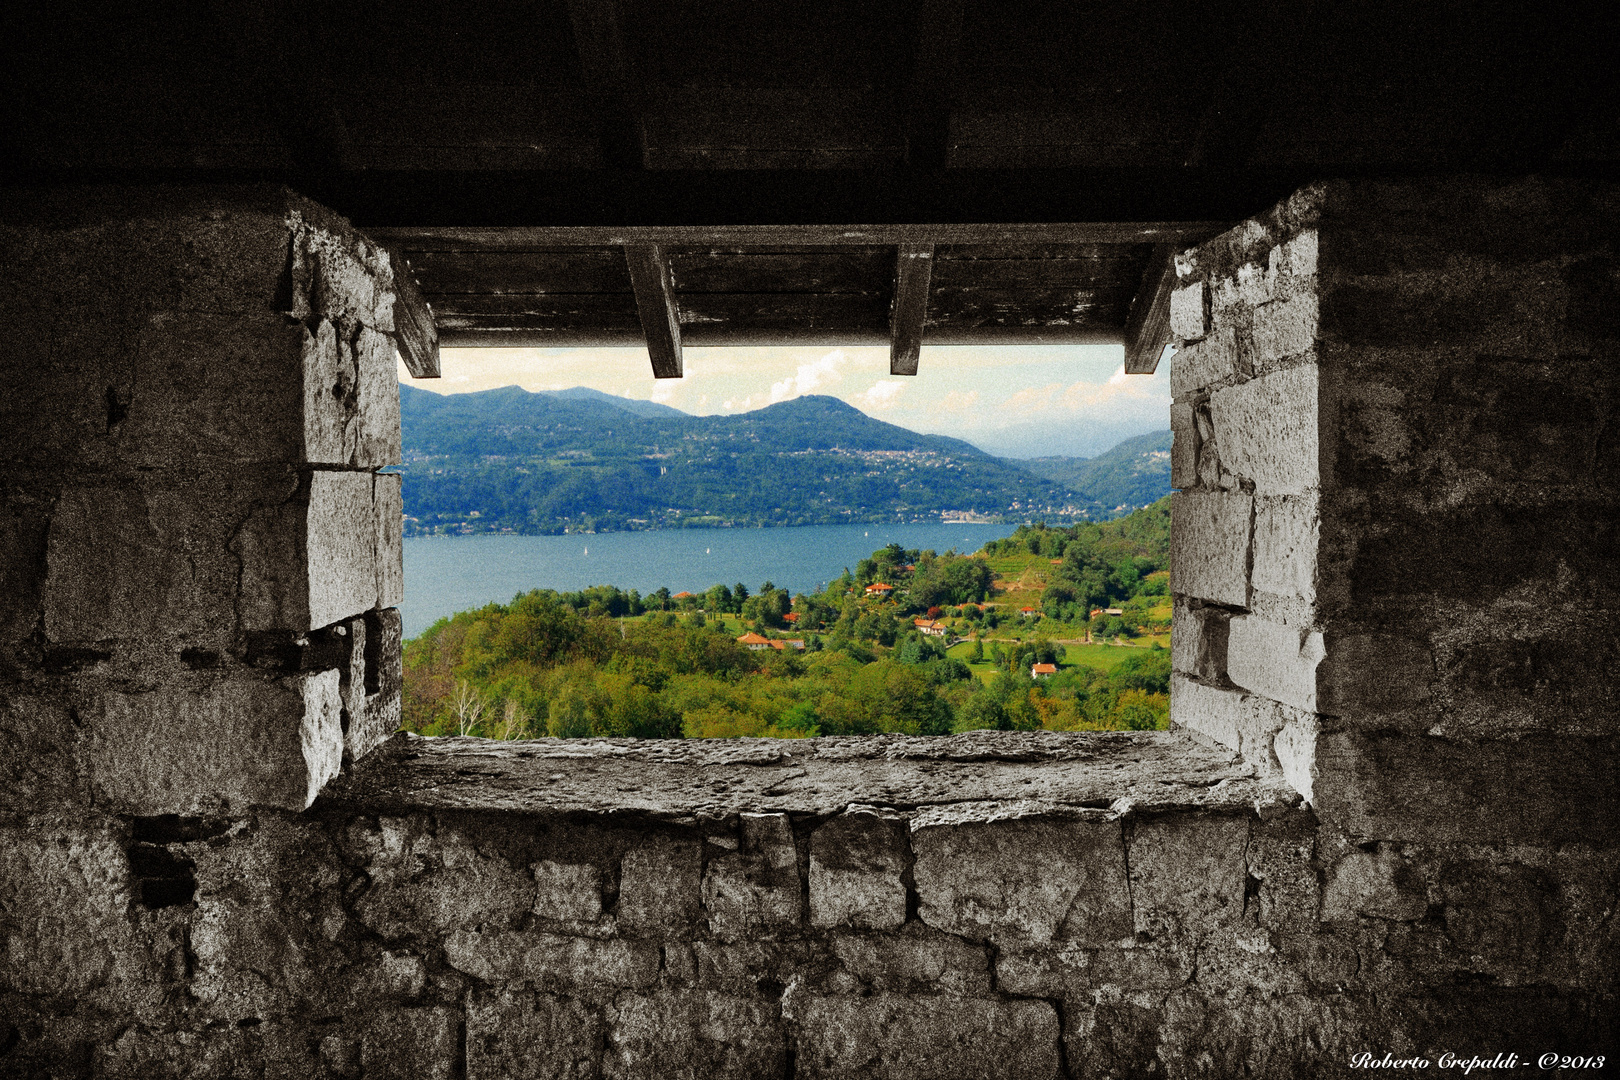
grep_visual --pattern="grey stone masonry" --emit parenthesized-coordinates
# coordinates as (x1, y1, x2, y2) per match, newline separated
(7, 730, 1614, 1077)
(0, 186, 419, 813)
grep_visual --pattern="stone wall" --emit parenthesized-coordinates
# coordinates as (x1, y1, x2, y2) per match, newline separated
(2, 180, 1617, 1077)
(1169, 176, 1620, 1041)
(0, 186, 406, 815)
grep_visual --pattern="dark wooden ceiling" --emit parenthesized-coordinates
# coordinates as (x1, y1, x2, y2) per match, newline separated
(5, 0, 1615, 375)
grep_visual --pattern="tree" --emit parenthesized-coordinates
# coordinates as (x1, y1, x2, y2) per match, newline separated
(452, 680, 486, 736)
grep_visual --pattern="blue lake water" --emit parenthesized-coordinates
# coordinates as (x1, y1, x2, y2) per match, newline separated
(400, 523, 1020, 637)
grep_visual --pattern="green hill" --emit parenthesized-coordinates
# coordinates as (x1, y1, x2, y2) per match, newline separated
(1009, 430, 1172, 515)
(398, 385, 1113, 534)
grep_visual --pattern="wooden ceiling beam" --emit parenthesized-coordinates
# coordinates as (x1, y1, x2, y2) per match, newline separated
(386, 248, 441, 378)
(623, 243, 682, 377)
(565, 0, 645, 169)
(369, 221, 1226, 250)
(904, 0, 965, 169)
(890, 244, 934, 375)
(1122, 243, 1176, 374)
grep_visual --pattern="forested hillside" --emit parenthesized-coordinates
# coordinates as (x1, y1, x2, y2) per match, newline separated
(1010, 430, 1173, 514)
(402, 497, 1174, 741)
(396, 385, 1167, 533)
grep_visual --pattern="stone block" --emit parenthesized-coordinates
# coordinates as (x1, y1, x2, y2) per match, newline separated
(354, 827, 536, 937)
(910, 813, 1131, 946)
(1226, 615, 1326, 713)
(809, 807, 907, 931)
(0, 820, 133, 995)
(374, 471, 405, 609)
(1170, 674, 1292, 774)
(829, 926, 992, 995)
(996, 943, 1193, 996)
(0, 691, 85, 810)
(1313, 732, 1620, 846)
(467, 990, 602, 1080)
(1209, 364, 1319, 495)
(79, 669, 343, 814)
(1129, 814, 1250, 941)
(1248, 292, 1319, 366)
(1316, 633, 1435, 717)
(445, 930, 660, 992)
(44, 478, 252, 649)
(703, 812, 801, 940)
(1321, 845, 1428, 921)
(352, 1008, 460, 1080)
(604, 990, 786, 1080)
(303, 320, 403, 468)
(1170, 401, 1199, 489)
(1171, 598, 1229, 683)
(793, 995, 1061, 1080)
(1273, 714, 1319, 805)
(1169, 280, 1208, 340)
(237, 468, 385, 632)
(619, 836, 702, 937)
(531, 860, 605, 923)
(1251, 492, 1319, 604)
(350, 606, 403, 762)
(1170, 324, 1239, 398)
(1273, 230, 1319, 295)
(1170, 491, 1251, 606)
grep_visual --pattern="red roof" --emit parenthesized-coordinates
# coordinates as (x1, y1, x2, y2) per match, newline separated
(782, 612, 799, 622)
(1031, 663, 1058, 674)
(673, 591, 696, 598)
(1020, 607, 1037, 613)
(865, 582, 894, 592)
(737, 632, 771, 644)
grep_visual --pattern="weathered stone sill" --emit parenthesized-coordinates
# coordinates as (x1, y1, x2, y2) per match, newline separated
(317, 729, 1300, 820)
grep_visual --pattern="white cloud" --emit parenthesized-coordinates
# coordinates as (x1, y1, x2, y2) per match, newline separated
(650, 381, 675, 402)
(769, 349, 849, 403)
(856, 380, 906, 411)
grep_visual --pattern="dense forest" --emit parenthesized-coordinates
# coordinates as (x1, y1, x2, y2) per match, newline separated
(396, 385, 1170, 534)
(402, 497, 1173, 740)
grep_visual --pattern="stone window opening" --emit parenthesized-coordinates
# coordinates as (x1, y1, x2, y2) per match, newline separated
(5, 176, 1616, 1074)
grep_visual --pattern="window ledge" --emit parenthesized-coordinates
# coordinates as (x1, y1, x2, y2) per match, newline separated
(317, 730, 1300, 821)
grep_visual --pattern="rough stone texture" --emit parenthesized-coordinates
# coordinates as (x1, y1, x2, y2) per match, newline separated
(1169, 323, 1239, 398)
(1225, 615, 1325, 713)
(1171, 597, 1229, 683)
(1169, 400, 1199, 489)
(793, 995, 1062, 1080)
(1169, 280, 1207, 340)
(702, 812, 802, 940)
(1209, 364, 1320, 494)
(8, 179, 1620, 1078)
(1128, 814, 1250, 940)
(911, 812, 1132, 946)
(79, 669, 343, 814)
(467, 990, 602, 1080)
(809, 807, 908, 931)
(1170, 490, 1252, 606)
(1250, 492, 1319, 606)
(619, 836, 703, 936)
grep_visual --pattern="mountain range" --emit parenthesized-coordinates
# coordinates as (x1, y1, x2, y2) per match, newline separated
(397, 385, 1169, 535)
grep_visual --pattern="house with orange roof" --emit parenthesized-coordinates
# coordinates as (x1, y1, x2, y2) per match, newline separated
(1031, 662, 1058, 678)
(782, 612, 799, 623)
(912, 618, 947, 637)
(1019, 606, 1038, 617)
(736, 632, 772, 650)
(864, 582, 894, 596)
(673, 591, 697, 599)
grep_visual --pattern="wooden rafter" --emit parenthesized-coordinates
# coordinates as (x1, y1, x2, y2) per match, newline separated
(385, 249, 440, 378)
(890, 244, 934, 375)
(369, 222, 1226, 249)
(623, 244, 682, 378)
(1123, 244, 1176, 374)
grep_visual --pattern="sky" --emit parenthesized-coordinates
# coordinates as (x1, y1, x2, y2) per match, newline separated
(397, 343, 1172, 459)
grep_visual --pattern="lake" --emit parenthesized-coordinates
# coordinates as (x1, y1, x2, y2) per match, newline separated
(400, 522, 1020, 637)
